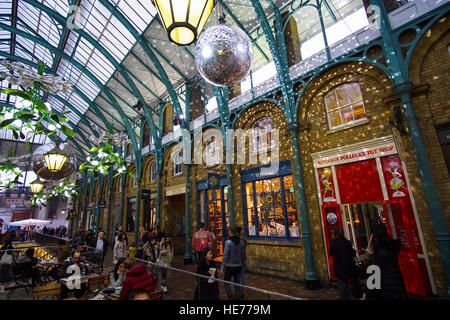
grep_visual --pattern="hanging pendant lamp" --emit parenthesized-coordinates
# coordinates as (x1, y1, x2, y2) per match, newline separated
(153, 0, 215, 46)
(30, 179, 44, 193)
(44, 141, 68, 173)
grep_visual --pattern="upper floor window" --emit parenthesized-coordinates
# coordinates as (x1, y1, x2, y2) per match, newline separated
(324, 82, 366, 129)
(205, 136, 220, 166)
(150, 162, 157, 183)
(252, 117, 273, 152)
(173, 151, 183, 176)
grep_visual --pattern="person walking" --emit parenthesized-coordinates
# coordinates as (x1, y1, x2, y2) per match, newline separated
(329, 228, 358, 300)
(194, 248, 221, 300)
(366, 226, 407, 300)
(157, 235, 174, 293)
(207, 225, 217, 258)
(113, 233, 127, 265)
(192, 223, 212, 263)
(221, 227, 246, 300)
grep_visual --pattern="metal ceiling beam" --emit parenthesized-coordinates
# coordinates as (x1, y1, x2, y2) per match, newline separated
(18, 0, 142, 157)
(217, 0, 270, 62)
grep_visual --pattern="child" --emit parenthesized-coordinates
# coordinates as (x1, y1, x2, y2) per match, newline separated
(127, 242, 137, 259)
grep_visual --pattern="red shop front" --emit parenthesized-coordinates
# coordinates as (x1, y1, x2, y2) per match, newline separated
(311, 136, 435, 296)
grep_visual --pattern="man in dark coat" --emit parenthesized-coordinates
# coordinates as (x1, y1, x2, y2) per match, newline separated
(329, 228, 357, 300)
(366, 226, 407, 300)
(89, 231, 109, 269)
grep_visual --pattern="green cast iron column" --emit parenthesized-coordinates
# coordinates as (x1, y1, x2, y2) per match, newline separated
(134, 177, 142, 242)
(288, 123, 319, 287)
(394, 83, 450, 296)
(155, 157, 163, 227)
(226, 163, 235, 228)
(106, 171, 114, 242)
(184, 163, 192, 264)
(119, 173, 126, 232)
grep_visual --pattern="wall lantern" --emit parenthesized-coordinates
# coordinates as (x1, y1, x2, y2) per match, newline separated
(30, 179, 44, 193)
(153, 0, 215, 46)
(44, 141, 68, 172)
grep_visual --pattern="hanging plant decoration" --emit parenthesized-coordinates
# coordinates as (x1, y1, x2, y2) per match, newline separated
(79, 139, 134, 178)
(0, 60, 75, 142)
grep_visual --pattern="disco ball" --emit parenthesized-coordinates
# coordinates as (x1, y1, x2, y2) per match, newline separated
(32, 142, 77, 181)
(195, 23, 253, 87)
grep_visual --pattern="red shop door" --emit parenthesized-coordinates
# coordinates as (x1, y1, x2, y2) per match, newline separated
(322, 203, 342, 280)
(382, 200, 426, 296)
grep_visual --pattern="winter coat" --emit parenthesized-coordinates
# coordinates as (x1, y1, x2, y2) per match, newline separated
(143, 242, 160, 263)
(221, 236, 246, 271)
(113, 240, 127, 264)
(194, 260, 219, 300)
(192, 229, 212, 252)
(119, 264, 155, 300)
(157, 241, 173, 266)
(367, 239, 407, 300)
(329, 237, 356, 280)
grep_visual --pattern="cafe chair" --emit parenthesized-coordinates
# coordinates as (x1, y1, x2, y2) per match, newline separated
(7, 264, 33, 299)
(31, 281, 61, 300)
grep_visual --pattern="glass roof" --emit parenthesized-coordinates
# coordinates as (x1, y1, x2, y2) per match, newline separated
(0, 0, 373, 157)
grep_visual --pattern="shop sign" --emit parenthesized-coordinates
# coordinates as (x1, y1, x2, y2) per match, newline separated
(98, 201, 107, 208)
(313, 140, 397, 168)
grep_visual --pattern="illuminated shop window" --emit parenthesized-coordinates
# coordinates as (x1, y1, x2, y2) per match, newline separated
(173, 151, 183, 176)
(252, 117, 273, 151)
(150, 162, 157, 183)
(324, 82, 366, 129)
(245, 175, 300, 240)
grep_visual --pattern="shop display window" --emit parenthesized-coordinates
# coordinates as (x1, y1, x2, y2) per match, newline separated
(252, 117, 273, 151)
(244, 175, 300, 240)
(325, 82, 366, 129)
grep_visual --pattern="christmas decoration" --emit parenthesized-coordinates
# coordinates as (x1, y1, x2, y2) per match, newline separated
(195, 23, 253, 87)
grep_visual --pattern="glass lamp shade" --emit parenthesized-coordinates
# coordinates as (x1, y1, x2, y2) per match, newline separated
(30, 179, 44, 193)
(153, 0, 214, 45)
(44, 144, 68, 172)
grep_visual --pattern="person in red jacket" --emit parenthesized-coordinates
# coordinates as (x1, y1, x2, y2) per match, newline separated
(119, 259, 155, 300)
(192, 223, 212, 263)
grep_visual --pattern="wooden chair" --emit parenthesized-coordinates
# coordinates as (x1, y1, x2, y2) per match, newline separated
(148, 289, 164, 300)
(31, 281, 61, 300)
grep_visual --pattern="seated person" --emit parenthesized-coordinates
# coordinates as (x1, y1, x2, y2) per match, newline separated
(129, 288, 151, 300)
(0, 248, 14, 283)
(60, 251, 88, 299)
(17, 248, 40, 286)
(109, 258, 126, 288)
(119, 259, 155, 300)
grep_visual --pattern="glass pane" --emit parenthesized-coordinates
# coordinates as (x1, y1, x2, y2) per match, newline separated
(347, 83, 362, 103)
(329, 110, 342, 127)
(215, 189, 221, 200)
(340, 106, 354, 123)
(284, 176, 300, 237)
(325, 92, 338, 111)
(207, 189, 213, 200)
(336, 86, 350, 106)
(245, 182, 256, 236)
(352, 101, 366, 120)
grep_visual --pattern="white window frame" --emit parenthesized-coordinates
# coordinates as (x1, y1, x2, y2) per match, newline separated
(205, 137, 220, 167)
(325, 82, 367, 130)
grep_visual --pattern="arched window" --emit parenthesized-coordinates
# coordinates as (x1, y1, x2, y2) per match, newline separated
(324, 82, 366, 129)
(142, 122, 150, 147)
(252, 117, 273, 151)
(173, 151, 183, 176)
(150, 162, 157, 183)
